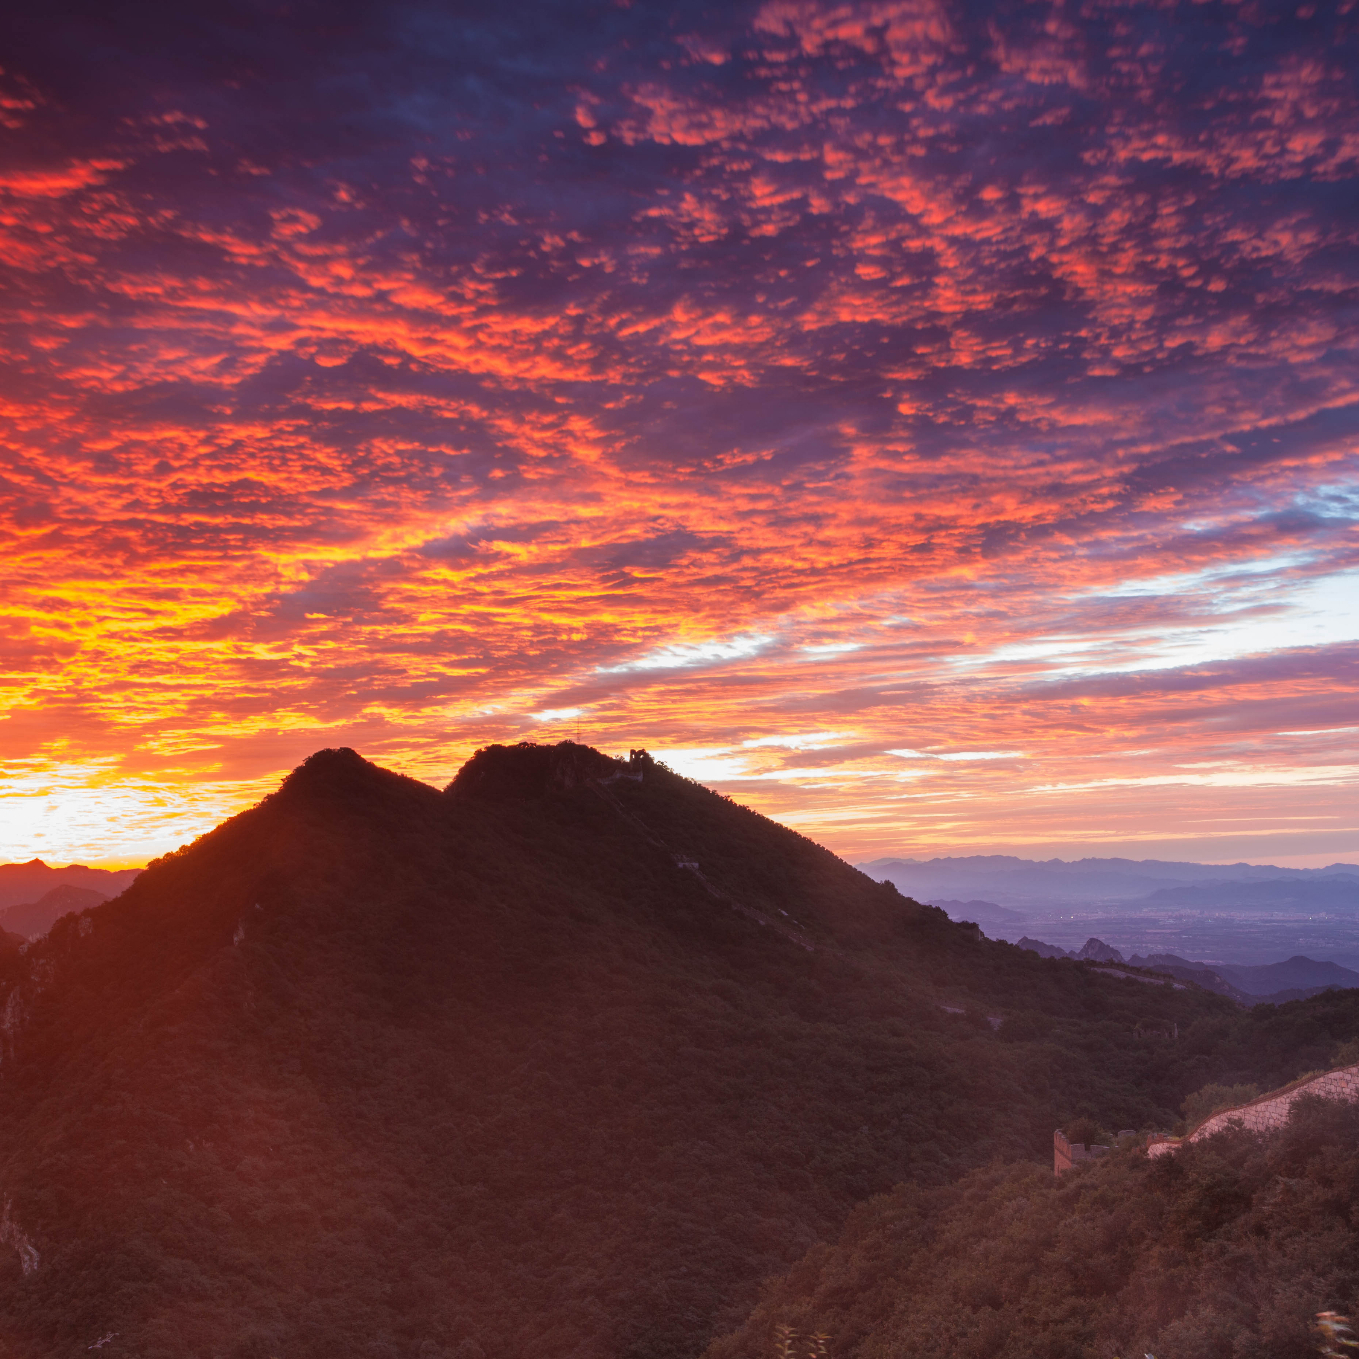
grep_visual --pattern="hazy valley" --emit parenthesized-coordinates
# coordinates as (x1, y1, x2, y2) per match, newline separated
(864, 855, 1359, 974)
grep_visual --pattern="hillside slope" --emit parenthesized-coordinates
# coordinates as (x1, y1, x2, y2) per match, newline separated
(0, 744, 1272, 1359)
(706, 1096, 1359, 1359)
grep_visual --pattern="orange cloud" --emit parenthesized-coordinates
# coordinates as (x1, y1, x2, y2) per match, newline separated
(0, 0, 1355, 865)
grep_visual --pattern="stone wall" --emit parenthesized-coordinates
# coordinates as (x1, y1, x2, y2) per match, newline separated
(1185, 1062, 1359, 1143)
(1054, 1129, 1108, 1174)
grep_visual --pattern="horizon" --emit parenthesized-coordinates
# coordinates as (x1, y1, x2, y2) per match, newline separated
(2, 0, 1356, 868)
(6, 746, 1358, 979)
(2, 742, 1355, 873)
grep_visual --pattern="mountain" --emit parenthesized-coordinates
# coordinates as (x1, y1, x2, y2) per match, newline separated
(705, 1094, 1359, 1359)
(0, 884, 109, 940)
(0, 743, 1265, 1359)
(1015, 936, 1070, 960)
(1117, 954, 1285, 1006)
(1012, 937, 1128, 963)
(858, 855, 1359, 910)
(1075, 938, 1124, 962)
(1005, 939, 1342, 1006)
(0, 860, 140, 910)
(1006, 948, 1359, 1008)
(1214, 956, 1359, 994)
(1140, 877, 1359, 912)
(928, 899, 1027, 927)
(1117, 953, 1359, 1007)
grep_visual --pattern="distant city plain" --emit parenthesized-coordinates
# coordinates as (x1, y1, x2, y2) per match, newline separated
(861, 856, 1359, 970)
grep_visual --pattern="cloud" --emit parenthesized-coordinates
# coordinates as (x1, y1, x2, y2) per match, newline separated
(0, 0, 1355, 864)
(598, 632, 777, 674)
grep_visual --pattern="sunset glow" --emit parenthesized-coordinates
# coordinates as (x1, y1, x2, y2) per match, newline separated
(2, 0, 1356, 865)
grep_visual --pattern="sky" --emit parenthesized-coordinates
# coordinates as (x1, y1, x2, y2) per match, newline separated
(1, 0, 1357, 868)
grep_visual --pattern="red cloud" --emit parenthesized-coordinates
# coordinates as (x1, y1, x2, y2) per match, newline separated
(0, 0, 1355, 864)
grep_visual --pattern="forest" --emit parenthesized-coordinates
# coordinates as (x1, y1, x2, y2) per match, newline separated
(707, 1095, 1359, 1359)
(0, 742, 1354, 1358)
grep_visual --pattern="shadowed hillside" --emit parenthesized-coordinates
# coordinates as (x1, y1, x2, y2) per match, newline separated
(0, 744, 1312, 1359)
(706, 1095, 1359, 1359)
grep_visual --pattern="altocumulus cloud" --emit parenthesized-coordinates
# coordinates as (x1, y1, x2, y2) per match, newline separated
(0, 0, 1355, 864)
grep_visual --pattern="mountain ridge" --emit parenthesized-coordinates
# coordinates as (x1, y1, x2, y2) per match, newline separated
(0, 860, 140, 910)
(859, 853, 1359, 879)
(864, 854, 1359, 968)
(859, 854, 1359, 911)
(0, 742, 1261, 1359)
(0, 885, 109, 941)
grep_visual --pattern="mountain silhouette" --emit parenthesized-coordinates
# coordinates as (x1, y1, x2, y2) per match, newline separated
(1140, 877, 1359, 911)
(860, 854, 1359, 908)
(0, 884, 109, 940)
(0, 743, 1243, 1359)
(0, 860, 139, 910)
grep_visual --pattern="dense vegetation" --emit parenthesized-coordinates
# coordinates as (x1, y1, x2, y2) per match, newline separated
(0, 742, 1355, 1358)
(707, 1094, 1359, 1359)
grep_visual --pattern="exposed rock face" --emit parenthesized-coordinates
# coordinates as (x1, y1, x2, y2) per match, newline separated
(1076, 938, 1125, 963)
(0, 1198, 38, 1275)
(0, 986, 25, 1066)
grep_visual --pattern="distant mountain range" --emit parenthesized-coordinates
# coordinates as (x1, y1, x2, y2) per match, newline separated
(1011, 934, 1359, 1006)
(1140, 878, 1359, 911)
(859, 854, 1359, 914)
(1126, 952, 1359, 1002)
(928, 898, 1027, 927)
(0, 884, 110, 940)
(0, 860, 138, 942)
(0, 858, 140, 910)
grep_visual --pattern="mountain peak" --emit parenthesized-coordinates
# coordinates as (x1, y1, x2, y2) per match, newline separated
(447, 740, 639, 797)
(1077, 937, 1125, 963)
(285, 745, 374, 777)
(274, 747, 436, 808)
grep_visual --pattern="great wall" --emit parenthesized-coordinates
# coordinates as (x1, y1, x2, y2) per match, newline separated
(1056, 1061, 1359, 1173)
(1150, 1061, 1359, 1155)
